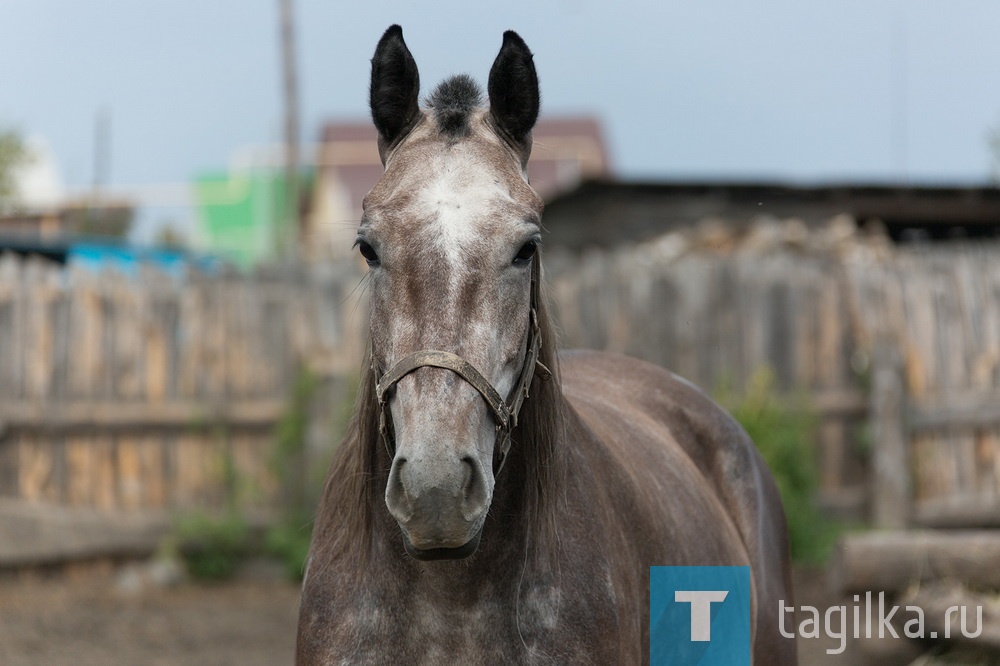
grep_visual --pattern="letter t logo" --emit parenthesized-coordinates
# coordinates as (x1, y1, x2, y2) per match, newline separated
(675, 590, 729, 641)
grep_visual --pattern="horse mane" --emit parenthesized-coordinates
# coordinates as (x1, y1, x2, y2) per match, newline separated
(505, 274, 565, 545)
(426, 74, 483, 138)
(310, 259, 565, 564)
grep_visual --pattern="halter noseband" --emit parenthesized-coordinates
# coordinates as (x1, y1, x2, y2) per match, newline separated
(372, 252, 550, 476)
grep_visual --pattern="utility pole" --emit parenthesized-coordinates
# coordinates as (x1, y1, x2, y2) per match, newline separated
(279, 0, 301, 262)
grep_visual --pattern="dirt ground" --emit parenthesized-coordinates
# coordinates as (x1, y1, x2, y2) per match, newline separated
(0, 564, 993, 665)
(0, 571, 301, 666)
(0, 565, 854, 666)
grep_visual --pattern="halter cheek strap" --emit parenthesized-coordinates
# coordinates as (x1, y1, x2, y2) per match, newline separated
(372, 252, 550, 476)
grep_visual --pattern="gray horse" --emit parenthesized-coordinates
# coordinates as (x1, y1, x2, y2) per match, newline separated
(297, 25, 797, 664)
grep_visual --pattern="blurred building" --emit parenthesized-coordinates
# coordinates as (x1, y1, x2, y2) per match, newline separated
(0, 137, 137, 250)
(194, 170, 292, 269)
(307, 117, 611, 260)
(541, 180, 1000, 251)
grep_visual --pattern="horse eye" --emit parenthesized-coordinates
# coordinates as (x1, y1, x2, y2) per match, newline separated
(357, 240, 380, 267)
(513, 240, 537, 265)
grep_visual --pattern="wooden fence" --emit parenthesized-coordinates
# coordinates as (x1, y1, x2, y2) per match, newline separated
(545, 221, 1000, 525)
(855, 245, 1000, 528)
(0, 254, 364, 513)
(2, 221, 998, 530)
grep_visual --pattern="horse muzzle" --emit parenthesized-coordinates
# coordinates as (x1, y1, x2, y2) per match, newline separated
(385, 453, 491, 559)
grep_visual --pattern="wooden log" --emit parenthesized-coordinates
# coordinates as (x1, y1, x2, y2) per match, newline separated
(0, 498, 171, 568)
(0, 497, 278, 569)
(811, 389, 868, 417)
(0, 399, 285, 431)
(831, 531, 1000, 595)
(907, 390, 1000, 432)
(913, 498, 1000, 528)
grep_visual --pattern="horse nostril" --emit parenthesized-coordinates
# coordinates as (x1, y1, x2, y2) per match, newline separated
(461, 456, 477, 501)
(459, 456, 490, 522)
(386, 457, 412, 520)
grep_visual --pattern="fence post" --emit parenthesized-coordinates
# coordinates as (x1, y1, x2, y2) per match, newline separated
(871, 338, 909, 528)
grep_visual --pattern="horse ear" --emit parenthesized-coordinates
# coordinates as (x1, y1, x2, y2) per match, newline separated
(487, 31, 540, 149)
(370, 25, 421, 155)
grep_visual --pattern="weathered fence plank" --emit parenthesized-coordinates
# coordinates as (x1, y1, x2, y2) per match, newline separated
(871, 340, 909, 528)
(0, 399, 285, 430)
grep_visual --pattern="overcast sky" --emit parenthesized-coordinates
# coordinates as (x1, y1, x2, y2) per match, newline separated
(2, 1, 999, 237)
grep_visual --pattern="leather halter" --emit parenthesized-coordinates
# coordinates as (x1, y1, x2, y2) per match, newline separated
(372, 251, 550, 475)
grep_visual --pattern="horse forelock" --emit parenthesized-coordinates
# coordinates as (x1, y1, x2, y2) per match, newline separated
(426, 74, 483, 139)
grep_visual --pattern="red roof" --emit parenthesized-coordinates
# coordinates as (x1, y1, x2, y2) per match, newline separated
(314, 116, 610, 220)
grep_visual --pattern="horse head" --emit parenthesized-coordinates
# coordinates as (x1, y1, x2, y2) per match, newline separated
(360, 26, 544, 560)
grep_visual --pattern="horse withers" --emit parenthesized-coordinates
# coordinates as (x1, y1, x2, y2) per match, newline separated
(297, 25, 797, 664)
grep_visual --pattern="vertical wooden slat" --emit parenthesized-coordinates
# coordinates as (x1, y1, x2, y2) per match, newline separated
(94, 436, 117, 509)
(0, 435, 19, 497)
(64, 434, 92, 507)
(975, 430, 996, 501)
(817, 420, 845, 496)
(871, 341, 909, 528)
(0, 291, 16, 401)
(117, 436, 142, 510)
(112, 435, 165, 510)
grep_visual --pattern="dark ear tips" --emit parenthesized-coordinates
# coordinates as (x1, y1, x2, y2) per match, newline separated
(370, 27, 538, 156)
(370, 25, 421, 151)
(500, 30, 527, 50)
(488, 30, 540, 148)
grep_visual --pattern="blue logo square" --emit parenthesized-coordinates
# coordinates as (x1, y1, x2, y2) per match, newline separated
(650, 566, 751, 665)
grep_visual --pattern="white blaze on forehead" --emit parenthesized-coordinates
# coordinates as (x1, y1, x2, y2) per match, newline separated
(414, 148, 515, 267)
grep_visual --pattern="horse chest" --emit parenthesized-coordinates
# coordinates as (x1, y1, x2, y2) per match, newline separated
(405, 598, 508, 664)
(337, 582, 611, 665)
